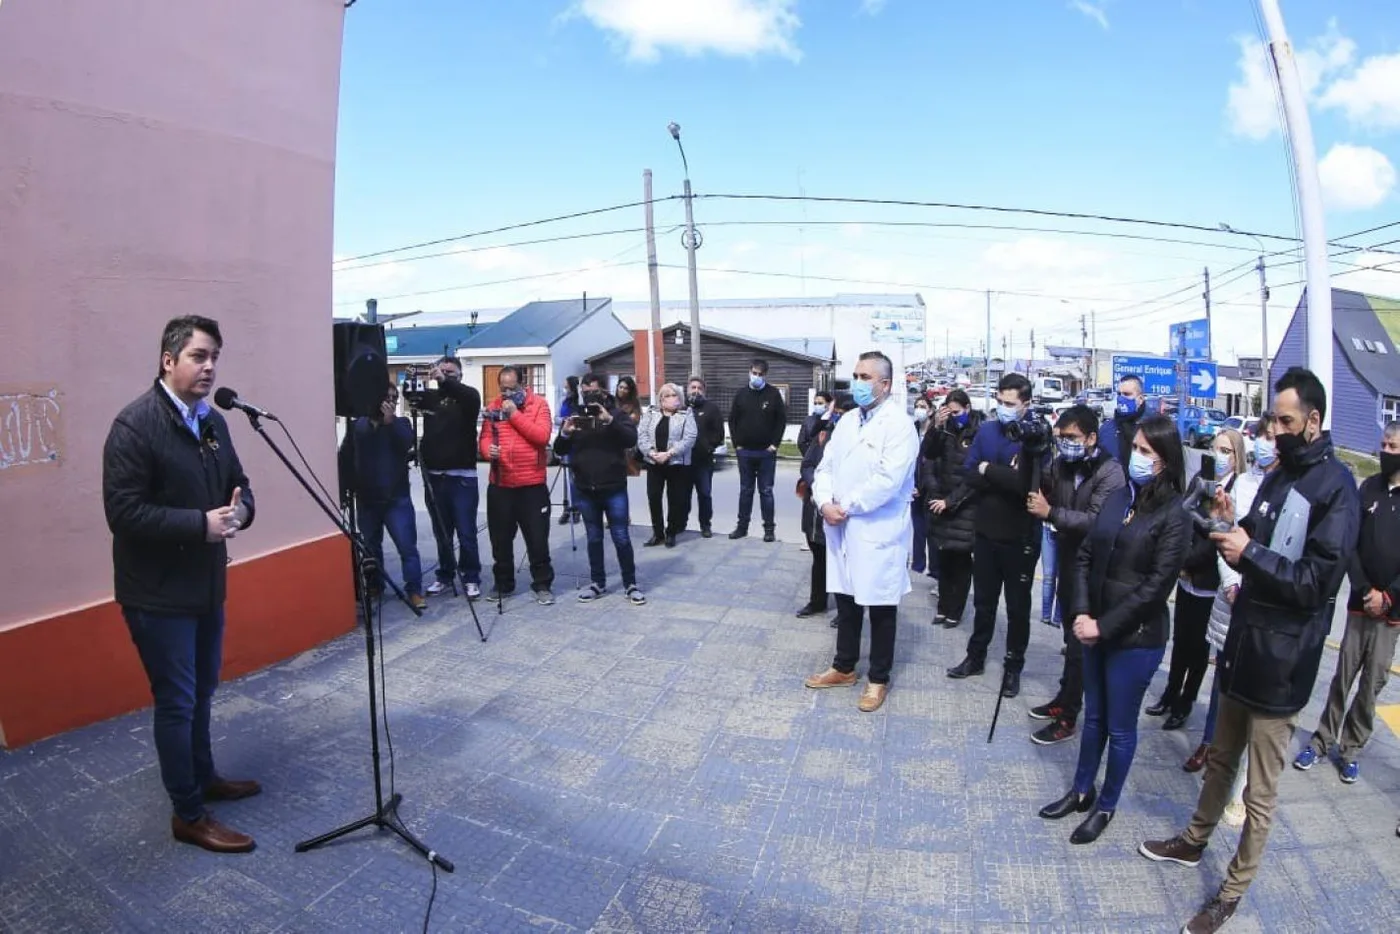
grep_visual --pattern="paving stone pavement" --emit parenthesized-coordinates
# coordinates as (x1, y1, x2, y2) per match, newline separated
(3, 513, 1399, 933)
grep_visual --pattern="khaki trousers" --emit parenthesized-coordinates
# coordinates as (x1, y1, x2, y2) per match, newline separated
(1183, 693, 1297, 901)
(1310, 613, 1400, 762)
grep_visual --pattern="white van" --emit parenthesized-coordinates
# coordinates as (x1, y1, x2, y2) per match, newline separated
(1034, 376, 1066, 403)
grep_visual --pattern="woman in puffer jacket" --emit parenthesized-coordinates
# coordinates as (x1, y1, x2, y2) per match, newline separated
(1181, 421, 1278, 824)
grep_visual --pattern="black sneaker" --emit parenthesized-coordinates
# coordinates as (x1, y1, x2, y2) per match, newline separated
(700, 527, 713, 538)
(763, 529, 776, 543)
(947, 657, 985, 679)
(1031, 720, 1077, 746)
(1029, 702, 1067, 722)
(485, 588, 513, 603)
(1000, 670, 1022, 699)
(1183, 894, 1239, 934)
(1139, 835, 1205, 867)
(728, 527, 748, 540)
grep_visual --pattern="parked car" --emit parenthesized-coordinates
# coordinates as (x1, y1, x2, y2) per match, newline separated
(1184, 407, 1229, 448)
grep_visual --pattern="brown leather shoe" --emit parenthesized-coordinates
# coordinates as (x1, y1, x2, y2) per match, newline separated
(172, 814, 256, 853)
(1183, 744, 1209, 774)
(858, 683, 889, 712)
(804, 667, 858, 689)
(204, 778, 262, 802)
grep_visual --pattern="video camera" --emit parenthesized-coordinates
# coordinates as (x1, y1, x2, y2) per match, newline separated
(400, 365, 440, 411)
(1183, 453, 1232, 533)
(1004, 412, 1052, 454)
(571, 389, 612, 432)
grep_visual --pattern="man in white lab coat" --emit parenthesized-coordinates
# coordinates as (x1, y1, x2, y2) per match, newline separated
(804, 351, 920, 712)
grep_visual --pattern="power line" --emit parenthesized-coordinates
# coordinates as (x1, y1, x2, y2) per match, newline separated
(333, 225, 684, 274)
(332, 198, 680, 265)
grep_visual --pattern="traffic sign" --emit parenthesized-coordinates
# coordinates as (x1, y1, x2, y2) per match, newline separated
(1112, 354, 1177, 397)
(1172, 319, 1211, 360)
(1188, 360, 1218, 399)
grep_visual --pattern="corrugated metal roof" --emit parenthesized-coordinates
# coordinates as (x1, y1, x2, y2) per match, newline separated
(459, 297, 613, 351)
(382, 323, 496, 359)
(1329, 288, 1400, 397)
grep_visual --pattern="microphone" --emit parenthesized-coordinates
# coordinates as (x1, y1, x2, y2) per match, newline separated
(213, 387, 280, 422)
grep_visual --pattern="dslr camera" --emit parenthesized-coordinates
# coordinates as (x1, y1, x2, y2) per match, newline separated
(400, 365, 440, 411)
(1183, 453, 1232, 533)
(1004, 412, 1052, 453)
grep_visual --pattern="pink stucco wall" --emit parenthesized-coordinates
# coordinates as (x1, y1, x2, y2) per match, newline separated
(0, 0, 347, 629)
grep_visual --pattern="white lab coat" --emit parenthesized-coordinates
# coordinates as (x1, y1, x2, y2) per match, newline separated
(812, 397, 919, 607)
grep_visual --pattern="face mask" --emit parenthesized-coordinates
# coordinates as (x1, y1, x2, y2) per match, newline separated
(996, 404, 1020, 425)
(1212, 456, 1233, 479)
(1381, 451, 1400, 479)
(504, 389, 525, 407)
(1116, 394, 1141, 418)
(1057, 439, 1086, 462)
(851, 379, 876, 408)
(1276, 429, 1309, 469)
(812, 403, 828, 416)
(1253, 437, 1277, 468)
(913, 408, 930, 423)
(688, 392, 704, 406)
(1128, 451, 1157, 485)
(829, 411, 842, 426)
(951, 411, 969, 429)
(749, 375, 766, 390)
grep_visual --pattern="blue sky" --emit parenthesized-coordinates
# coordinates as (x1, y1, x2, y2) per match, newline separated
(332, 0, 1400, 363)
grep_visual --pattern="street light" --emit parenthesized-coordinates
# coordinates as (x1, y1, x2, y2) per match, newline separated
(669, 122, 704, 380)
(1219, 223, 1272, 414)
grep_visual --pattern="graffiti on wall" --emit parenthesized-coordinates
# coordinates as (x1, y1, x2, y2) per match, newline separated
(0, 389, 63, 473)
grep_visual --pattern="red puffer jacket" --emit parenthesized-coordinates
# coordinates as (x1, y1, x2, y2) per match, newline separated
(478, 390, 552, 488)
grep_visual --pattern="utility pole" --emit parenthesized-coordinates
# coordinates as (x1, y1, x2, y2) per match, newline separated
(1029, 328, 1036, 380)
(668, 123, 704, 380)
(1091, 311, 1099, 388)
(1203, 267, 1213, 359)
(365, 298, 378, 325)
(1258, 254, 1271, 413)
(985, 290, 993, 409)
(643, 169, 662, 405)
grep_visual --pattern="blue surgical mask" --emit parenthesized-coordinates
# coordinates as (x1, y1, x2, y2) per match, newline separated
(1057, 439, 1086, 462)
(1212, 456, 1233, 479)
(996, 404, 1020, 425)
(749, 375, 766, 390)
(851, 379, 876, 408)
(1116, 394, 1142, 417)
(811, 402, 828, 416)
(1128, 451, 1156, 485)
(1253, 437, 1277, 468)
(951, 411, 970, 429)
(829, 411, 842, 425)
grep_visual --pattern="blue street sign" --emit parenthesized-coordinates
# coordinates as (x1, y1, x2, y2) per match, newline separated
(1112, 354, 1177, 397)
(1188, 360, 1218, 399)
(1172, 319, 1211, 360)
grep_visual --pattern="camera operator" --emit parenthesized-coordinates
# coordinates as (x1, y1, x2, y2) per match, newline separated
(947, 373, 1047, 699)
(417, 356, 484, 598)
(337, 383, 427, 611)
(1024, 404, 1125, 746)
(686, 376, 726, 538)
(479, 365, 555, 604)
(554, 379, 647, 605)
(1140, 367, 1361, 934)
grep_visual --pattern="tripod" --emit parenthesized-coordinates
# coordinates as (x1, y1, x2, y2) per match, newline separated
(234, 410, 452, 873)
(411, 408, 487, 642)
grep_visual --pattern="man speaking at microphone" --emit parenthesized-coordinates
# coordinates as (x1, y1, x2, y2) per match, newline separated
(103, 315, 260, 854)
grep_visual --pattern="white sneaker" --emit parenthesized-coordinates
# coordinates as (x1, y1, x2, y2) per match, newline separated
(426, 580, 449, 596)
(464, 582, 481, 598)
(1222, 800, 1246, 827)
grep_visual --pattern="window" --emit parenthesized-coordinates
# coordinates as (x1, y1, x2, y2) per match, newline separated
(1385, 396, 1400, 423)
(1352, 337, 1366, 351)
(1364, 340, 1378, 352)
(1377, 343, 1389, 355)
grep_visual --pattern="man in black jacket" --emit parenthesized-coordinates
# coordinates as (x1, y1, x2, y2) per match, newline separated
(102, 316, 259, 854)
(419, 356, 483, 598)
(1025, 405, 1125, 745)
(337, 383, 427, 610)
(1292, 420, 1400, 781)
(553, 386, 645, 605)
(686, 376, 727, 538)
(1141, 367, 1361, 934)
(728, 358, 787, 542)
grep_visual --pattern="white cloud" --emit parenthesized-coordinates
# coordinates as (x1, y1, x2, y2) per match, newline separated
(1225, 26, 1356, 140)
(1318, 51, 1400, 131)
(1069, 1, 1108, 31)
(1318, 143, 1396, 211)
(567, 0, 801, 63)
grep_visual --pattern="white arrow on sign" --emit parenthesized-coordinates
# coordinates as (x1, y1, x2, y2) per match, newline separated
(1191, 368, 1215, 393)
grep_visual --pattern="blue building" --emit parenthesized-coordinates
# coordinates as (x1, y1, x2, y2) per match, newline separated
(1269, 287, 1400, 454)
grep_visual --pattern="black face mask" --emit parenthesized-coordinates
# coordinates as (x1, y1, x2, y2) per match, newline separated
(1381, 451, 1400, 480)
(1275, 428, 1310, 469)
(688, 392, 704, 406)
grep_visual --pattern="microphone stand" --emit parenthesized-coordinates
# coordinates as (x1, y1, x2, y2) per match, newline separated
(410, 406, 486, 642)
(234, 410, 453, 874)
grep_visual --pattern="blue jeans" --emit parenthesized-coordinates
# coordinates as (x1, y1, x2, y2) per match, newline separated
(123, 607, 225, 822)
(1073, 642, 1165, 811)
(1041, 527, 1061, 623)
(575, 486, 637, 589)
(426, 473, 481, 585)
(358, 495, 423, 596)
(691, 459, 715, 531)
(735, 449, 777, 530)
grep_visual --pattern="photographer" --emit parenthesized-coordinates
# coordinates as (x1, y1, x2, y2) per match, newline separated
(338, 383, 426, 611)
(1140, 367, 1361, 934)
(686, 376, 726, 538)
(553, 381, 646, 605)
(1024, 404, 1125, 746)
(478, 365, 556, 604)
(417, 356, 483, 598)
(947, 373, 1046, 699)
